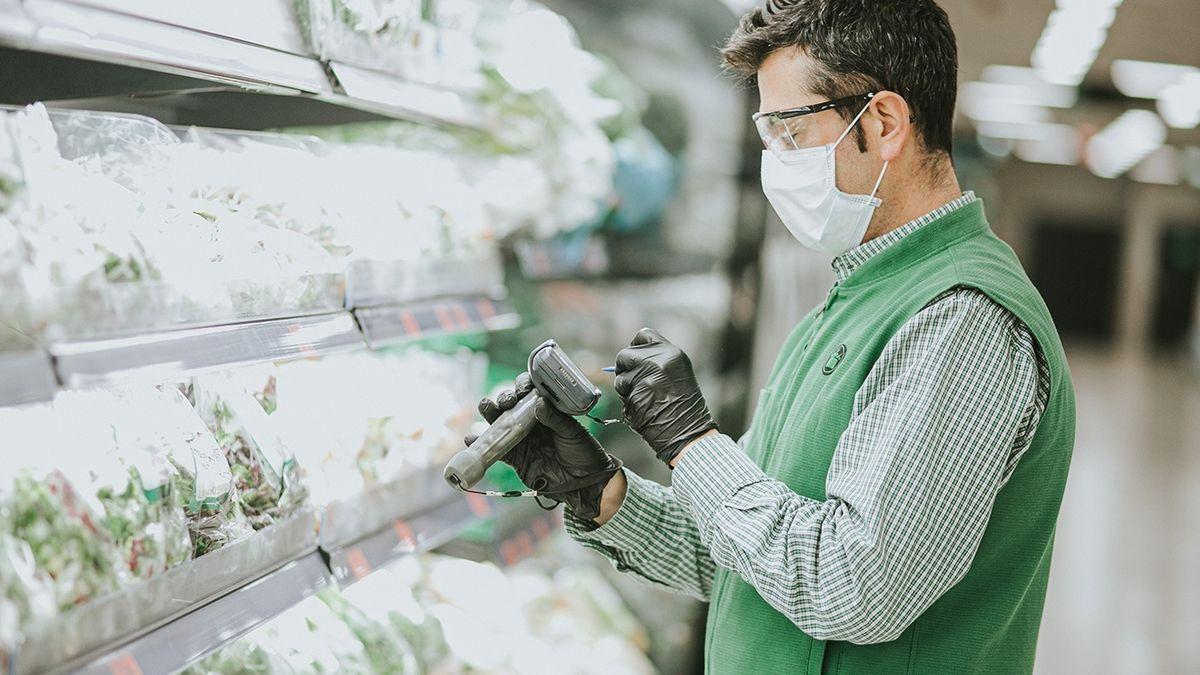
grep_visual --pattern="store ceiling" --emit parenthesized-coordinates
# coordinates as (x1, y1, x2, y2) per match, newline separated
(940, 0, 1195, 133)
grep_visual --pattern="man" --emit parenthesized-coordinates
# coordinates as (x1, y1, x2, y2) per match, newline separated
(471, 1, 1075, 672)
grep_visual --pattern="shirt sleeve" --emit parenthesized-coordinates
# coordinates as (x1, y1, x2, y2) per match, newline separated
(670, 288, 1046, 644)
(563, 467, 717, 601)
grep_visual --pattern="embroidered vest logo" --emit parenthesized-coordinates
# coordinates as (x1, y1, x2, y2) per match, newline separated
(822, 344, 847, 375)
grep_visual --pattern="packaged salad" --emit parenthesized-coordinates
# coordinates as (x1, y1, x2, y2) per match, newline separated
(149, 385, 254, 557)
(189, 367, 308, 530)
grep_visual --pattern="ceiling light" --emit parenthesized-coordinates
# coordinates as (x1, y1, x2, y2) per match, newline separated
(1085, 109, 1167, 178)
(1130, 146, 1181, 185)
(975, 121, 1074, 141)
(1031, 1, 1122, 86)
(1014, 125, 1080, 166)
(962, 81, 1077, 109)
(1157, 72, 1200, 129)
(962, 98, 1051, 124)
(1111, 60, 1198, 99)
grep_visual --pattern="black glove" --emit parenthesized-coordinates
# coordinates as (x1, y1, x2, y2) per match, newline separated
(465, 372, 622, 521)
(614, 327, 717, 465)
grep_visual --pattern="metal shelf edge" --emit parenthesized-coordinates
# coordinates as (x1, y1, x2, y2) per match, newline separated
(355, 297, 520, 349)
(327, 495, 484, 587)
(50, 311, 365, 389)
(72, 550, 332, 675)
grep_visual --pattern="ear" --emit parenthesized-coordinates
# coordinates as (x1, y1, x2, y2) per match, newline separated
(869, 91, 911, 163)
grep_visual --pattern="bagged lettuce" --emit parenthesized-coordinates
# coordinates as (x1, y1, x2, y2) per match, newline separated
(53, 389, 193, 579)
(145, 386, 254, 557)
(189, 367, 308, 529)
(318, 586, 419, 674)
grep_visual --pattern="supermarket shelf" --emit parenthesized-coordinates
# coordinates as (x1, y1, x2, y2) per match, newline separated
(438, 496, 563, 568)
(1, 0, 331, 95)
(327, 493, 486, 587)
(326, 62, 486, 131)
(355, 297, 520, 349)
(0, 349, 58, 406)
(17, 513, 322, 675)
(0, 1, 486, 130)
(345, 253, 505, 309)
(74, 552, 331, 675)
(51, 312, 364, 389)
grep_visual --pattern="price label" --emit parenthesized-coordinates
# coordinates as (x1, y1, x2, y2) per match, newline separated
(499, 539, 519, 566)
(399, 311, 421, 336)
(450, 303, 472, 330)
(286, 322, 320, 358)
(476, 299, 496, 322)
(107, 651, 143, 675)
(346, 547, 371, 581)
(393, 519, 416, 548)
(433, 304, 455, 332)
(465, 492, 491, 516)
(514, 531, 535, 560)
(532, 517, 551, 541)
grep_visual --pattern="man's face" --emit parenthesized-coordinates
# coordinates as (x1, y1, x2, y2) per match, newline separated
(757, 47, 879, 197)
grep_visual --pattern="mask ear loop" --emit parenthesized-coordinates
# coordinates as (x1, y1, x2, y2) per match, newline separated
(832, 100, 874, 150)
(870, 161, 889, 199)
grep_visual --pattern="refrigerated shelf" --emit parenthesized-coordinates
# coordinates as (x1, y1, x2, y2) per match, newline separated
(355, 297, 520, 349)
(0, 0, 486, 130)
(49, 311, 364, 389)
(0, 349, 57, 406)
(72, 552, 332, 675)
(326, 494, 482, 588)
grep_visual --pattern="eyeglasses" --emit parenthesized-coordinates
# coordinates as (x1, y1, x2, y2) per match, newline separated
(752, 92, 876, 157)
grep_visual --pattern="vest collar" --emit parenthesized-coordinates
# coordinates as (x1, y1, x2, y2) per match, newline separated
(838, 198, 989, 289)
(832, 192, 978, 284)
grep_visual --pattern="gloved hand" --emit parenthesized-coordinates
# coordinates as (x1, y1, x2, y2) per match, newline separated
(465, 372, 622, 521)
(614, 328, 718, 466)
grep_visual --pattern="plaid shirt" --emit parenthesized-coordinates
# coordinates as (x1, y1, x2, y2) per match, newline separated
(564, 193, 1051, 643)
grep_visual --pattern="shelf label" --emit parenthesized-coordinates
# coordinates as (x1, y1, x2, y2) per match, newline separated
(476, 299, 496, 322)
(499, 539, 518, 567)
(107, 651, 143, 675)
(433, 304, 455, 332)
(532, 517, 551, 541)
(392, 519, 416, 548)
(450, 303, 472, 330)
(346, 547, 372, 581)
(465, 492, 491, 517)
(399, 311, 421, 336)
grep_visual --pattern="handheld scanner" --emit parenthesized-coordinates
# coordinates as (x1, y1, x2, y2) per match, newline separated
(443, 340, 601, 490)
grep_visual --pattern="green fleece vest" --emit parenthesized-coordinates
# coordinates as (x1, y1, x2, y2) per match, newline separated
(704, 201, 1075, 674)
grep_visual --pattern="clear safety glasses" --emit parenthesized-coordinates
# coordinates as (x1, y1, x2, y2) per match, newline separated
(753, 92, 876, 158)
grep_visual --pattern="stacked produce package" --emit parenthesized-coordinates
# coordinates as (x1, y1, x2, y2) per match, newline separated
(0, 346, 488, 663)
(183, 553, 654, 675)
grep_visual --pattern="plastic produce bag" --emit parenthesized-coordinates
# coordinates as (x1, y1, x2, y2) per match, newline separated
(342, 565, 454, 672)
(145, 385, 254, 557)
(189, 367, 309, 529)
(0, 533, 56, 658)
(317, 587, 419, 674)
(53, 389, 193, 579)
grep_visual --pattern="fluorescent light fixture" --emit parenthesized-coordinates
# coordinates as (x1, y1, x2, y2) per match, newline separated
(1130, 145, 1181, 185)
(962, 97, 1051, 124)
(1014, 125, 1080, 166)
(1157, 71, 1200, 129)
(1111, 59, 1199, 99)
(1085, 109, 1167, 178)
(1031, 0, 1122, 86)
(975, 121, 1074, 141)
(962, 80, 1077, 109)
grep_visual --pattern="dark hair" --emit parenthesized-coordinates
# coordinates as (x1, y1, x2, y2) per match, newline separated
(723, 0, 958, 157)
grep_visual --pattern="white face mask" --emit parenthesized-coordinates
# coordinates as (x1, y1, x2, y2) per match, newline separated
(760, 102, 888, 256)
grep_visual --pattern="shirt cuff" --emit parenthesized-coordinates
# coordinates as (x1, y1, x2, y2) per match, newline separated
(672, 432, 769, 521)
(563, 468, 662, 550)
